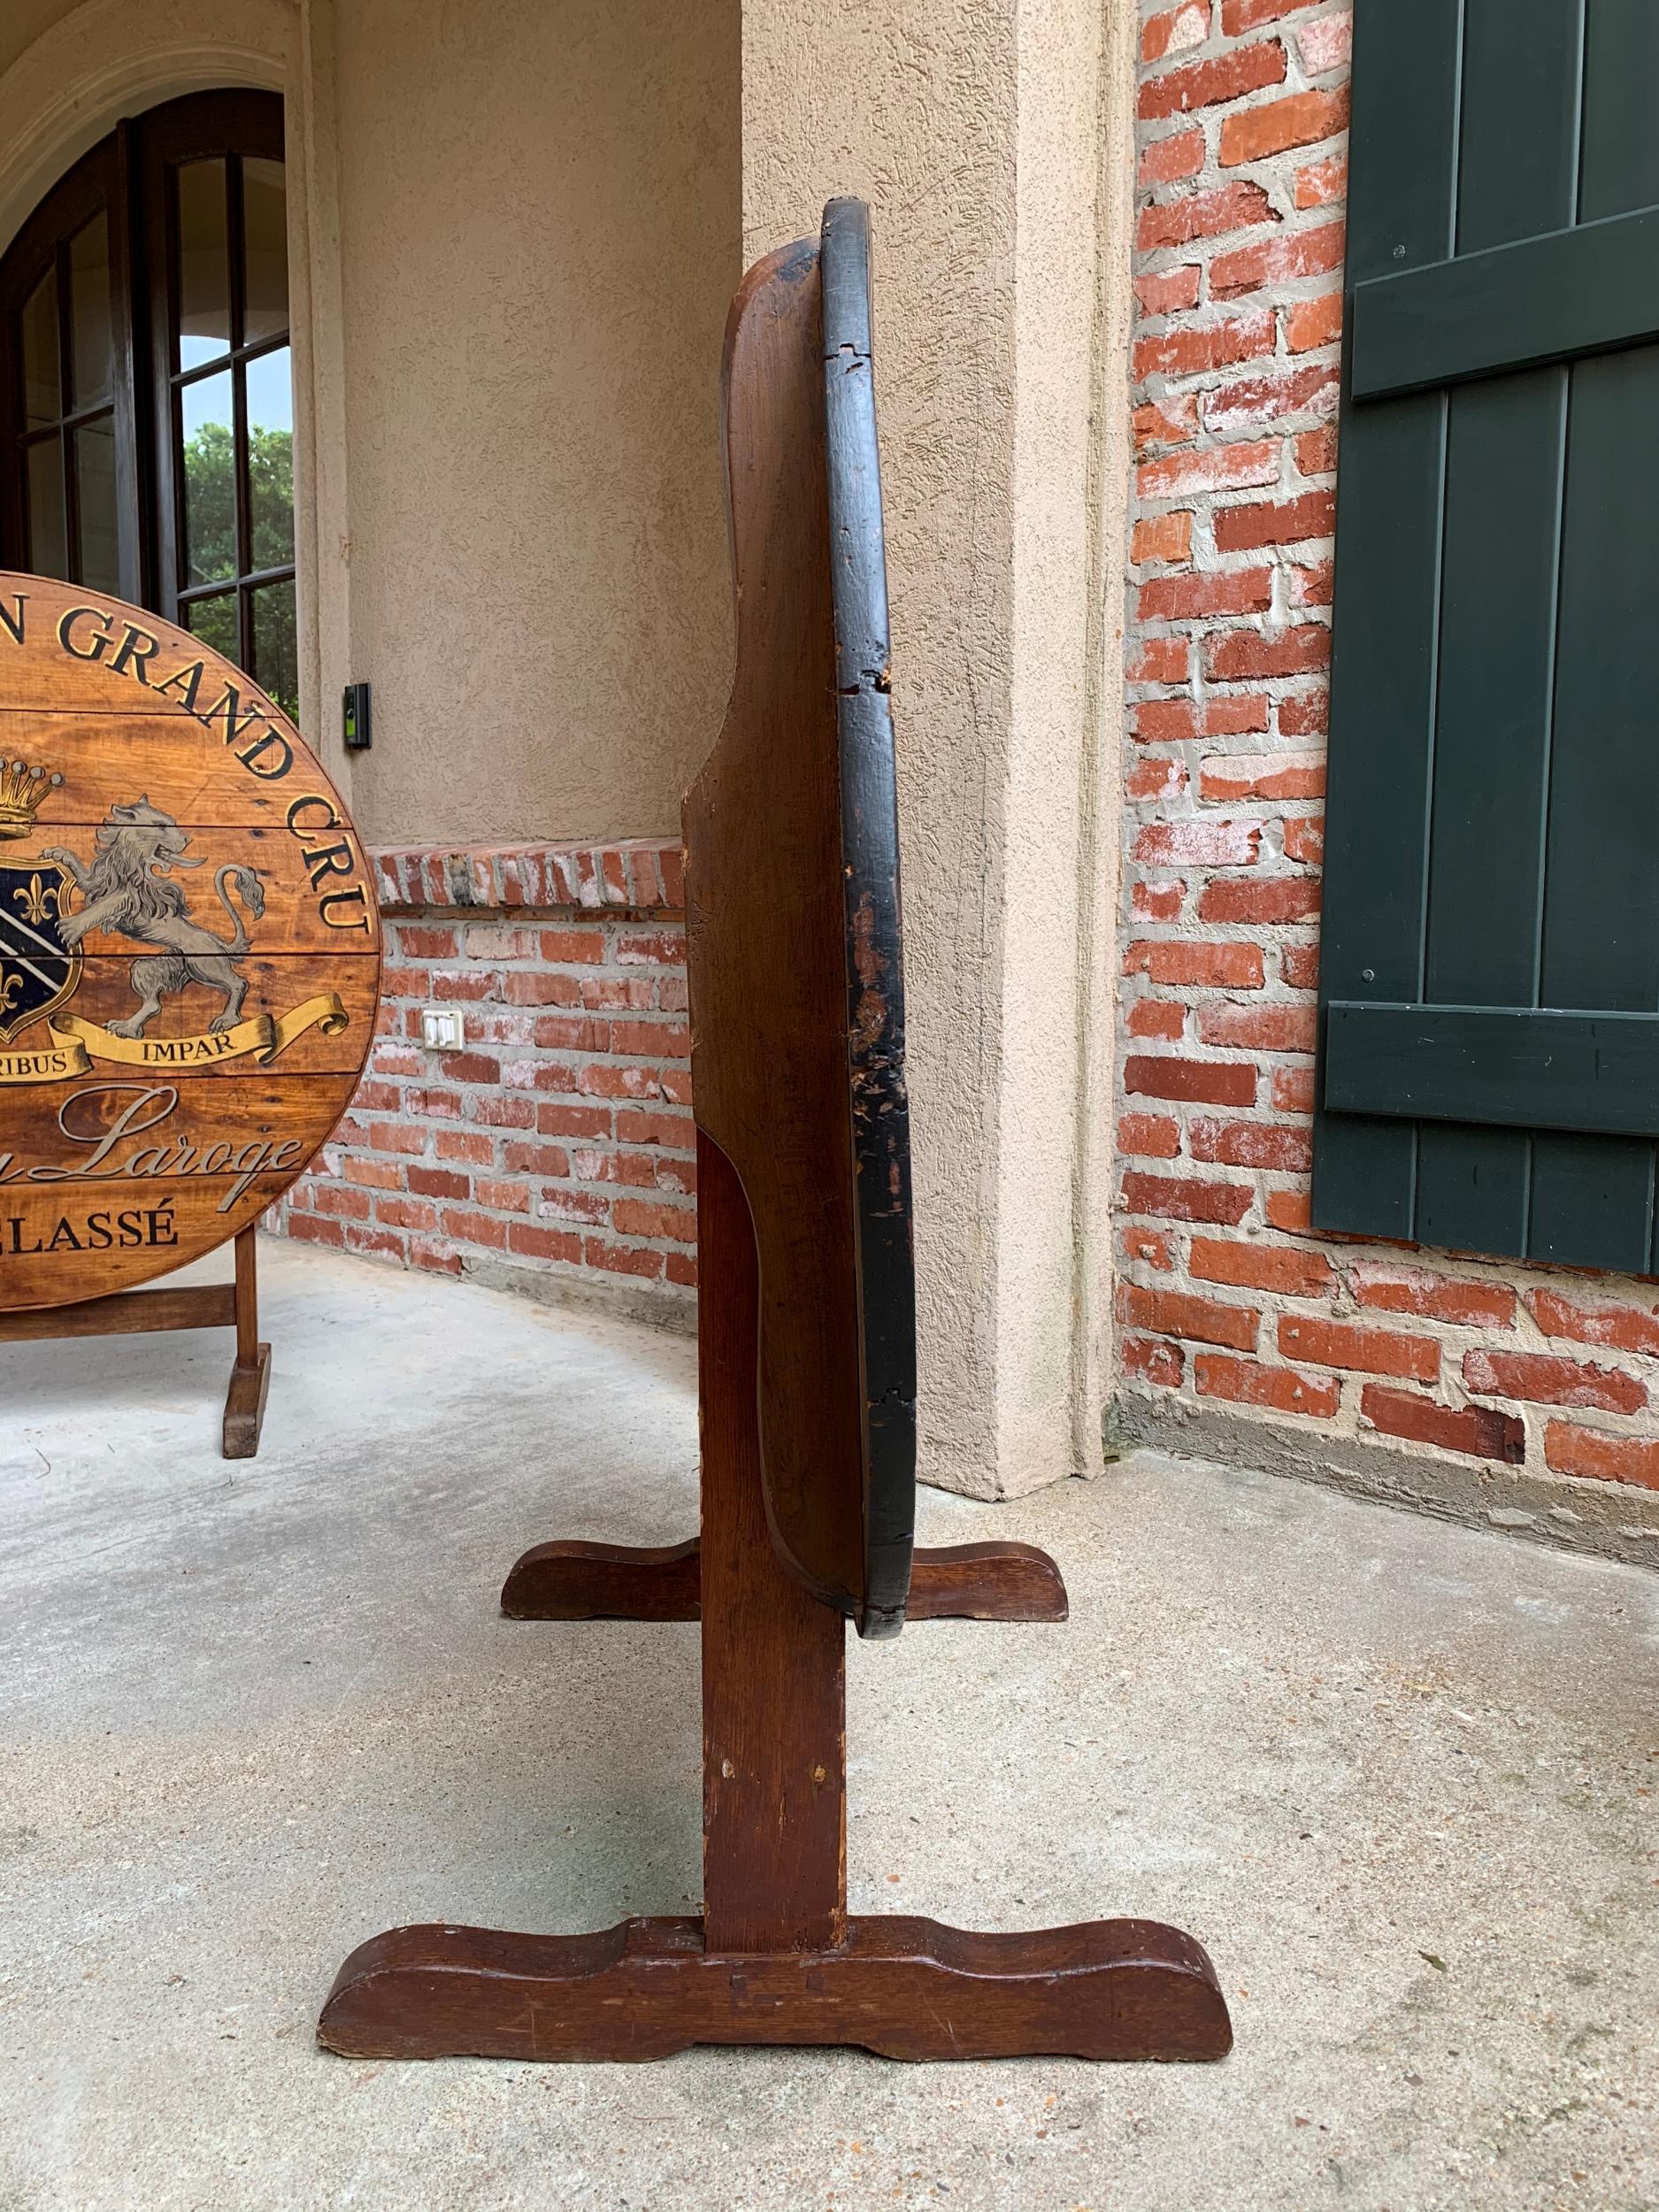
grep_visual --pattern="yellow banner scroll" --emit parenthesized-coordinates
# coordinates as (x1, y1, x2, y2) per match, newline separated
(0, 992, 349, 1085)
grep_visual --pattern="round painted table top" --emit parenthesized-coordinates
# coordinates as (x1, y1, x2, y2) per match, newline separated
(0, 575, 379, 1312)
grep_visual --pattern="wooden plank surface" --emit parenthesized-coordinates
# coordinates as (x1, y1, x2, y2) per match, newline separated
(0, 1071, 362, 1308)
(0, 1279, 236, 1340)
(1320, 4, 1659, 1275)
(1411, 12, 1583, 1260)
(18, 953, 379, 1073)
(1325, 1003, 1659, 1138)
(697, 1131, 847, 1954)
(683, 240, 867, 1620)
(1532, 11, 1659, 1272)
(1527, 357, 1659, 1271)
(684, 210, 919, 1639)
(1311, 0, 1463, 1246)
(1454, 0, 1585, 256)
(0, 571, 379, 1310)
(1579, 0, 1659, 223)
(1349, 208, 1659, 399)
(318, 1912, 1232, 2063)
(0, 713, 318, 826)
(2, 825, 376, 953)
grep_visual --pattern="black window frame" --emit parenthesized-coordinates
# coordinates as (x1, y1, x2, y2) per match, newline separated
(0, 126, 146, 603)
(0, 89, 292, 695)
(139, 89, 290, 673)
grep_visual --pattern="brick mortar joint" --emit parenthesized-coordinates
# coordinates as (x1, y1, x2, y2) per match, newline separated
(367, 838, 685, 918)
(377, 899, 681, 923)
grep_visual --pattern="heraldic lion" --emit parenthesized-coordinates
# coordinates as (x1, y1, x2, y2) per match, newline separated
(42, 797, 266, 1038)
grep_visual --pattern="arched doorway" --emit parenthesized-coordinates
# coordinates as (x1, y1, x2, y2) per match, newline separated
(0, 89, 295, 715)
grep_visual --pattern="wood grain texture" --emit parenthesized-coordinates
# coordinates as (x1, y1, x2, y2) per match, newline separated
(0, 1278, 235, 1339)
(0, 572, 378, 1310)
(0, 576, 300, 718)
(501, 1536, 1068, 1624)
(499, 1538, 703, 1622)
(19, 826, 375, 955)
(318, 1913, 1232, 2063)
(685, 211, 919, 1640)
(28, 955, 378, 1072)
(234, 1217, 259, 1365)
(906, 1541, 1067, 1622)
(222, 1344, 271, 1457)
(0, 1071, 363, 1310)
(697, 1128, 848, 1953)
(0, 715, 316, 826)
(684, 239, 867, 1621)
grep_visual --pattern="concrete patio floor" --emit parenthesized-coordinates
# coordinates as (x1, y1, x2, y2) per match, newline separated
(1, 1238, 1655, 2212)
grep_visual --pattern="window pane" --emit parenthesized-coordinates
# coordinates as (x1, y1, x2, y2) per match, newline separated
(73, 415, 119, 591)
(242, 157, 288, 347)
(180, 367, 235, 585)
(21, 266, 59, 426)
(250, 576, 297, 718)
(26, 435, 67, 579)
(244, 345, 294, 569)
(183, 588, 238, 664)
(67, 212, 113, 411)
(176, 157, 230, 370)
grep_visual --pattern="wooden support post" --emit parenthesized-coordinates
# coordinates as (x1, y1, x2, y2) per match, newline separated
(697, 1133, 847, 1955)
(222, 1226, 273, 1459)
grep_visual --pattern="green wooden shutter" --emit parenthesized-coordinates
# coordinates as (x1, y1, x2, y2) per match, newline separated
(1315, 0, 1659, 1274)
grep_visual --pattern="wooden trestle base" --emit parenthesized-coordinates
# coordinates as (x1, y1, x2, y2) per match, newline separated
(318, 1139, 1232, 2067)
(319, 1914, 1232, 2064)
(0, 1224, 271, 1459)
(498, 1533, 1069, 1623)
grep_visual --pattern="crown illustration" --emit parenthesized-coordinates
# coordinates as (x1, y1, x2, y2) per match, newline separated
(0, 759, 63, 841)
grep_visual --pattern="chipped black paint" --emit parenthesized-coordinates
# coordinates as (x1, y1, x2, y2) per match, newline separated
(821, 197, 918, 1641)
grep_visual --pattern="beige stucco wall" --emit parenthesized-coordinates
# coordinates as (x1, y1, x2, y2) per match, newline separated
(0, 0, 741, 848)
(329, 0, 740, 845)
(741, 0, 1135, 1498)
(740, 3, 1015, 1498)
(1006, 0, 1138, 1488)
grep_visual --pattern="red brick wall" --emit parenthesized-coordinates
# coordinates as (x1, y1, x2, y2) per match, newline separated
(1121, 0, 1659, 1514)
(274, 841, 696, 1318)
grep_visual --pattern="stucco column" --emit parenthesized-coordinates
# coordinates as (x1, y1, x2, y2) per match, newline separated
(741, 0, 1137, 1496)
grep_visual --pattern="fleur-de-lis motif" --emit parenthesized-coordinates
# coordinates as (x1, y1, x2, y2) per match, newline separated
(13, 872, 58, 926)
(0, 965, 22, 1014)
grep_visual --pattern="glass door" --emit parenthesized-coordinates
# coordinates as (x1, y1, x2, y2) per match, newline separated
(0, 92, 296, 718)
(0, 133, 142, 601)
(143, 92, 296, 718)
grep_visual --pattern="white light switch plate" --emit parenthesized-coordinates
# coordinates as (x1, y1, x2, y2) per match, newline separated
(420, 1006, 465, 1052)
